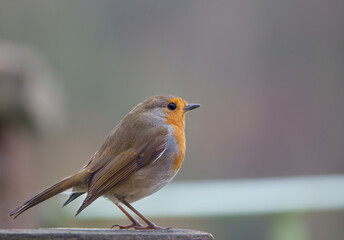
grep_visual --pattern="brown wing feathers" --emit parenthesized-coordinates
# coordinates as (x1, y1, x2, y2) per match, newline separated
(75, 140, 166, 216)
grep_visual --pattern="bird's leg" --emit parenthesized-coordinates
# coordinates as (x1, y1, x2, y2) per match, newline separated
(111, 203, 145, 229)
(121, 199, 171, 230)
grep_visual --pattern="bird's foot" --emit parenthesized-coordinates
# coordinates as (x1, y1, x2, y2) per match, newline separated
(111, 223, 143, 230)
(111, 222, 171, 230)
(111, 218, 146, 230)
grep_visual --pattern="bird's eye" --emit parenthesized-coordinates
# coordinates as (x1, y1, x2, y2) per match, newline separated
(167, 102, 177, 111)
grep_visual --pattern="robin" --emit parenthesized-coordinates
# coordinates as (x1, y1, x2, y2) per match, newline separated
(9, 94, 200, 230)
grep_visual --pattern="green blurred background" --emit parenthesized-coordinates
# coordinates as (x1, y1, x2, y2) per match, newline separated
(0, 1, 343, 240)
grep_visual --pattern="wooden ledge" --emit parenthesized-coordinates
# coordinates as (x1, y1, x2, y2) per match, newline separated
(0, 228, 214, 240)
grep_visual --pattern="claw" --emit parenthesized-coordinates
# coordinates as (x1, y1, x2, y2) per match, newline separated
(111, 223, 145, 230)
(111, 223, 171, 230)
(111, 217, 146, 230)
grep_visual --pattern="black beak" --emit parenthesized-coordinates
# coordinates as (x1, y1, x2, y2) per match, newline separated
(184, 103, 201, 112)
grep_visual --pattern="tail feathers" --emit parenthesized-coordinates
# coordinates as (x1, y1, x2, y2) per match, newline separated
(62, 192, 85, 207)
(75, 194, 98, 216)
(9, 173, 86, 219)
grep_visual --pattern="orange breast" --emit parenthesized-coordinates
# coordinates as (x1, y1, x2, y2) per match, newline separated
(164, 97, 187, 173)
(165, 118, 186, 173)
(172, 127, 185, 172)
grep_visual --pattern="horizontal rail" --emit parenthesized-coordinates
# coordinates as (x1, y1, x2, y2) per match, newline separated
(52, 174, 344, 219)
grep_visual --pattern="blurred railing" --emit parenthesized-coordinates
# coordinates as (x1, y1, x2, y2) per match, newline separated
(51, 174, 344, 219)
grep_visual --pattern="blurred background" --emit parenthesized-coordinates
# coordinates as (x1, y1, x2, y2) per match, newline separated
(0, 1, 343, 239)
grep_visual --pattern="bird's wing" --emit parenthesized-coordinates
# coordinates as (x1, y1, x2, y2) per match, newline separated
(76, 125, 169, 215)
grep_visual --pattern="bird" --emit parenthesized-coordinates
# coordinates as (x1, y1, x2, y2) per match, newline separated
(9, 94, 200, 230)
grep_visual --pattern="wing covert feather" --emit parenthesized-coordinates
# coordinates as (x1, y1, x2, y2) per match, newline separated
(76, 125, 169, 215)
